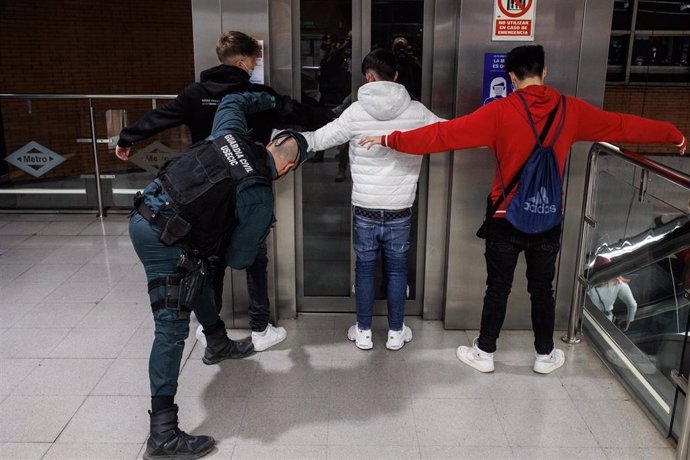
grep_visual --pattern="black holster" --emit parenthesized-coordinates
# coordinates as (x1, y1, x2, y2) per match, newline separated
(176, 252, 206, 311)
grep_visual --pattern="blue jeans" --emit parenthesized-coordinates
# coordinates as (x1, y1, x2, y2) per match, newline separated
(478, 218, 561, 355)
(129, 212, 221, 397)
(353, 211, 411, 331)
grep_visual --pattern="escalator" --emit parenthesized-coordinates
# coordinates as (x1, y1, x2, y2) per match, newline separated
(572, 143, 690, 457)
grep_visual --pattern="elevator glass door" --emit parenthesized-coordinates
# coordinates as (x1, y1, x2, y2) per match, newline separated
(297, 0, 427, 314)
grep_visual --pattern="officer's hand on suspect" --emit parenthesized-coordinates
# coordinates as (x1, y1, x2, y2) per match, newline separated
(273, 95, 301, 120)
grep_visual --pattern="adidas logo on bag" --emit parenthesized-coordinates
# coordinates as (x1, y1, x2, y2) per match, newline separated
(522, 186, 557, 215)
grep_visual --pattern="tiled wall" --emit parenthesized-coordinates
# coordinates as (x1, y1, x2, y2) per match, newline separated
(603, 85, 690, 154)
(0, 0, 195, 182)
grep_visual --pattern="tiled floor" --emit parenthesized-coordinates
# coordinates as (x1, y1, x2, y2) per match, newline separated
(0, 213, 677, 459)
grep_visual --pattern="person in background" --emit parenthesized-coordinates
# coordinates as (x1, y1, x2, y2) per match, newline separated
(587, 257, 638, 331)
(392, 36, 422, 101)
(359, 44, 686, 373)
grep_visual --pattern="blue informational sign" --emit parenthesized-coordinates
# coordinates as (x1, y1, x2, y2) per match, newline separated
(482, 53, 512, 106)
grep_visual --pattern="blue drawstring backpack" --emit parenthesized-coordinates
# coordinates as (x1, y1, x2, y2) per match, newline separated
(503, 93, 567, 234)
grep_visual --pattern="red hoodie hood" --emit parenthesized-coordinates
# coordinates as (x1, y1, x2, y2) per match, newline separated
(508, 84, 561, 124)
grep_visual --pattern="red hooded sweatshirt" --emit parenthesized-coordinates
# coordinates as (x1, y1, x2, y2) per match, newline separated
(382, 85, 686, 216)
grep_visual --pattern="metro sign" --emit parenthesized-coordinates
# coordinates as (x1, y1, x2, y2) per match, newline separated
(5, 141, 66, 178)
(128, 141, 180, 175)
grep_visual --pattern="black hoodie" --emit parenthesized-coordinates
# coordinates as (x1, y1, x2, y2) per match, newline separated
(117, 65, 280, 147)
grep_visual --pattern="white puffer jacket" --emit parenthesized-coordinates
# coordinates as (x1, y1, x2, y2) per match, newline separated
(302, 81, 440, 209)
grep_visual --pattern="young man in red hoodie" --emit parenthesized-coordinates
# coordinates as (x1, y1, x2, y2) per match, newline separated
(359, 45, 686, 375)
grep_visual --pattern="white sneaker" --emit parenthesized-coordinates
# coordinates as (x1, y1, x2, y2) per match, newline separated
(347, 324, 373, 350)
(456, 338, 495, 373)
(533, 348, 565, 374)
(386, 325, 412, 350)
(251, 324, 287, 351)
(195, 325, 207, 348)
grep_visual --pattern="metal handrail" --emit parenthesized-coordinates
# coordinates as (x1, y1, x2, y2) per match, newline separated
(0, 93, 177, 216)
(565, 142, 690, 339)
(564, 142, 690, 460)
(0, 93, 176, 99)
(594, 142, 690, 189)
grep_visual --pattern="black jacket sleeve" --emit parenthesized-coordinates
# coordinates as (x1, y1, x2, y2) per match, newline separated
(117, 85, 195, 148)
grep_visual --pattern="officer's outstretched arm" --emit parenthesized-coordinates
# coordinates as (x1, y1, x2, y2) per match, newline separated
(209, 92, 276, 139)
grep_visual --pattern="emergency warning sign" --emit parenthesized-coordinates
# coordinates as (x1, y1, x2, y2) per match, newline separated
(493, 0, 536, 42)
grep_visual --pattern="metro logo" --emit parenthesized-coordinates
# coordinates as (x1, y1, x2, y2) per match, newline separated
(5, 141, 66, 178)
(129, 141, 179, 175)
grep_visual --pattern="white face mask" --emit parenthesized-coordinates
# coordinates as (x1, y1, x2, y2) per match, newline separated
(238, 60, 254, 78)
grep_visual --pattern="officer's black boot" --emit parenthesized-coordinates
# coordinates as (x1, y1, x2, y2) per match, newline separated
(143, 404, 215, 460)
(202, 320, 254, 365)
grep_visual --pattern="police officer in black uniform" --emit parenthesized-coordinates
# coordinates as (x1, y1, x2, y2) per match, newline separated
(129, 91, 308, 460)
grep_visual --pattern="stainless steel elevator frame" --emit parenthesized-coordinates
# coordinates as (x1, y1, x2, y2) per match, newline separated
(190, 0, 618, 328)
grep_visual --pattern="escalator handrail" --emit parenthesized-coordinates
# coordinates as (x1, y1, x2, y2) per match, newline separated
(587, 220, 690, 286)
(585, 143, 690, 286)
(593, 142, 690, 190)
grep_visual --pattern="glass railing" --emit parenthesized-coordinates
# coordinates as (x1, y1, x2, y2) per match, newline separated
(565, 142, 690, 458)
(0, 93, 190, 215)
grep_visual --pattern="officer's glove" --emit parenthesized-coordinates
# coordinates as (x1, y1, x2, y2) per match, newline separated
(273, 95, 297, 118)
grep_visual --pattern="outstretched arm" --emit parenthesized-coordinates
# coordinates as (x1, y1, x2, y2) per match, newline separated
(301, 107, 354, 152)
(359, 102, 498, 153)
(574, 98, 686, 154)
(210, 92, 276, 139)
(115, 88, 192, 160)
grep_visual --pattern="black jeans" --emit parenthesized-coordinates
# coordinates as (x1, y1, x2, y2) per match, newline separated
(246, 242, 270, 332)
(477, 218, 561, 355)
(210, 242, 270, 333)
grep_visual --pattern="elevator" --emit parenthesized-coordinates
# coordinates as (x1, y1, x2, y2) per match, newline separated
(191, 0, 615, 330)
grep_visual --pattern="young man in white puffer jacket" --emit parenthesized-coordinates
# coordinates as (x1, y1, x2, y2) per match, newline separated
(302, 48, 441, 350)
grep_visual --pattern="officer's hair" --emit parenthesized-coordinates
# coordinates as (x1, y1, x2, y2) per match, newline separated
(270, 137, 299, 166)
(505, 45, 545, 80)
(216, 31, 261, 63)
(361, 48, 397, 81)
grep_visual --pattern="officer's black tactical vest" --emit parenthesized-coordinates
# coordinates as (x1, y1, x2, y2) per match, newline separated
(157, 133, 272, 257)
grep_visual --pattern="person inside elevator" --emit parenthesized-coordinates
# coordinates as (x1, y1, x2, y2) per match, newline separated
(318, 32, 351, 106)
(129, 91, 308, 460)
(115, 31, 317, 353)
(392, 36, 422, 101)
(301, 48, 441, 350)
(586, 256, 638, 332)
(313, 31, 353, 182)
(359, 44, 686, 373)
